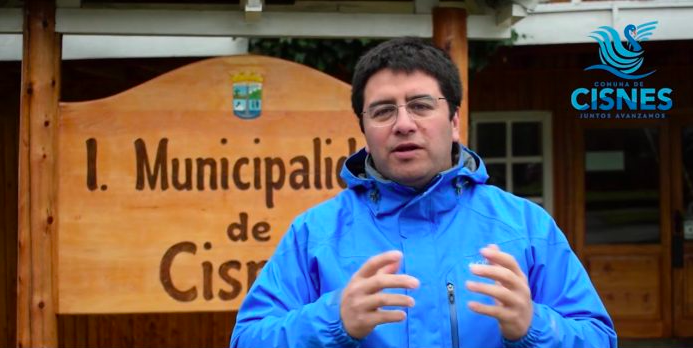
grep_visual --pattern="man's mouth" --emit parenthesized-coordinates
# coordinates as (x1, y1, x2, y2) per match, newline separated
(392, 143, 423, 153)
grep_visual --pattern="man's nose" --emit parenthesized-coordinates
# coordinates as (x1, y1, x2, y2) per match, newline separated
(392, 105, 417, 134)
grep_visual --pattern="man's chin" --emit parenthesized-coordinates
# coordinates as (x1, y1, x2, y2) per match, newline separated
(389, 172, 433, 190)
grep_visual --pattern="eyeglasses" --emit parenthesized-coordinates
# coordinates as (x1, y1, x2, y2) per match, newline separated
(362, 96, 447, 127)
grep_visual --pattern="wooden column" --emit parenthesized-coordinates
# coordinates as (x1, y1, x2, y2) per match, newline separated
(432, 8, 469, 145)
(17, 0, 60, 347)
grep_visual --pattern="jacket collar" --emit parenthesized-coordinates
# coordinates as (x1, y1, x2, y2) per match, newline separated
(340, 143, 489, 217)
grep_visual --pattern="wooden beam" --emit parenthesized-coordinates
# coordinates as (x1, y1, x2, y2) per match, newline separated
(433, 8, 468, 145)
(17, 0, 60, 347)
(55, 8, 511, 40)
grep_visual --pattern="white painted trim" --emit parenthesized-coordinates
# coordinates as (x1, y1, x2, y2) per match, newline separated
(62, 35, 249, 60)
(55, 9, 430, 38)
(0, 34, 22, 61)
(0, 9, 22, 34)
(513, 1, 693, 44)
(55, 8, 512, 39)
(471, 111, 554, 215)
(0, 34, 249, 61)
(8, 1, 693, 59)
(530, 1, 693, 13)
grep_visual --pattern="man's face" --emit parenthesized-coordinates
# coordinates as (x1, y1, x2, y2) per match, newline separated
(362, 69, 459, 189)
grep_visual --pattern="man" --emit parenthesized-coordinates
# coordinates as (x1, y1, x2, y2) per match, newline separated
(230, 38, 617, 348)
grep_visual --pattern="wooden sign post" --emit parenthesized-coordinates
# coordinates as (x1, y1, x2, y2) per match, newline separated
(18, 0, 60, 347)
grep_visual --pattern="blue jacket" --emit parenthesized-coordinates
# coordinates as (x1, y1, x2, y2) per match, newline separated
(230, 145, 617, 348)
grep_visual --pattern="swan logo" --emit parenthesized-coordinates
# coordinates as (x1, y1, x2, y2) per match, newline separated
(571, 20, 673, 119)
(585, 21, 658, 80)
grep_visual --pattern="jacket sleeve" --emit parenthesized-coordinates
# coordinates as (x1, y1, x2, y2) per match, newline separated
(503, 217, 618, 348)
(229, 224, 360, 348)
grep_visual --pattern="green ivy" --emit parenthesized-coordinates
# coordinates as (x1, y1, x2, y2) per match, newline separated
(249, 38, 384, 82)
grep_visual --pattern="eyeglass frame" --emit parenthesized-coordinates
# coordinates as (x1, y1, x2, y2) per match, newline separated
(360, 96, 449, 128)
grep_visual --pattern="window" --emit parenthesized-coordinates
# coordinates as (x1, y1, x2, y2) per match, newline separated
(471, 112, 553, 214)
(583, 128, 660, 244)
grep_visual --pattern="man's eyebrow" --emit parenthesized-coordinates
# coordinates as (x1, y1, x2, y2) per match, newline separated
(406, 94, 434, 101)
(366, 98, 396, 109)
(366, 94, 434, 109)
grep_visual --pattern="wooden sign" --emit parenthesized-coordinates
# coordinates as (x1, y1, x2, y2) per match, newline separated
(56, 56, 363, 314)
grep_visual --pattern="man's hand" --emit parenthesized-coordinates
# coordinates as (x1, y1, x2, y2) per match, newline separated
(340, 250, 420, 339)
(466, 244, 533, 341)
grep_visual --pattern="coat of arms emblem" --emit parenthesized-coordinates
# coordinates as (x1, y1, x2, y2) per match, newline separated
(232, 72, 263, 119)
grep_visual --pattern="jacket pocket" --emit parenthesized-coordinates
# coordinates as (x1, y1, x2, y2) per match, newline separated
(444, 255, 500, 348)
(447, 282, 460, 348)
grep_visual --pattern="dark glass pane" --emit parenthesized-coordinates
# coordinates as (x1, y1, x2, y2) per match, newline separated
(512, 163, 543, 197)
(512, 122, 542, 156)
(584, 128, 660, 244)
(485, 163, 507, 190)
(476, 123, 506, 158)
(683, 127, 693, 240)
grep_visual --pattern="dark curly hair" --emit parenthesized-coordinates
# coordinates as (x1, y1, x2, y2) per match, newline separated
(351, 37, 462, 131)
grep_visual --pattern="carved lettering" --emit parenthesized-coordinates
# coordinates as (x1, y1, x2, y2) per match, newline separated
(246, 260, 267, 291)
(160, 241, 197, 302)
(264, 157, 285, 209)
(233, 158, 250, 190)
(135, 138, 169, 190)
(202, 261, 214, 300)
(289, 156, 310, 189)
(252, 221, 271, 242)
(218, 260, 242, 300)
(227, 212, 271, 242)
(313, 137, 322, 189)
(172, 158, 193, 190)
(336, 138, 357, 188)
(86, 138, 98, 190)
(196, 158, 218, 190)
(131, 137, 358, 208)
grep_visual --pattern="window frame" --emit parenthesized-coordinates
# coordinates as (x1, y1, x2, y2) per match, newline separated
(471, 111, 554, 215)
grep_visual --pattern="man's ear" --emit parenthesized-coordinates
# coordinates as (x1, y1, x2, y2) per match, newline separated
(451, 110, 460, 142)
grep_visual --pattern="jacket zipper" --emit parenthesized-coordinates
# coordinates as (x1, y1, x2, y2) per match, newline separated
(447, 282, 459, 348)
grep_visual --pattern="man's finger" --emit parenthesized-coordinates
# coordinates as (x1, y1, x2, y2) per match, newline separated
(360, 273, 419, 294)
(368, 309, 407, 326)
(355, 251, 403, 279)
(376, 258, 401, 275)
(465, 281, 515, 306)
(360, 293, 415, 311)
(480, 246, 525, 278)
(470, 264, 520, 289)
(467, 301, 507, 321)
